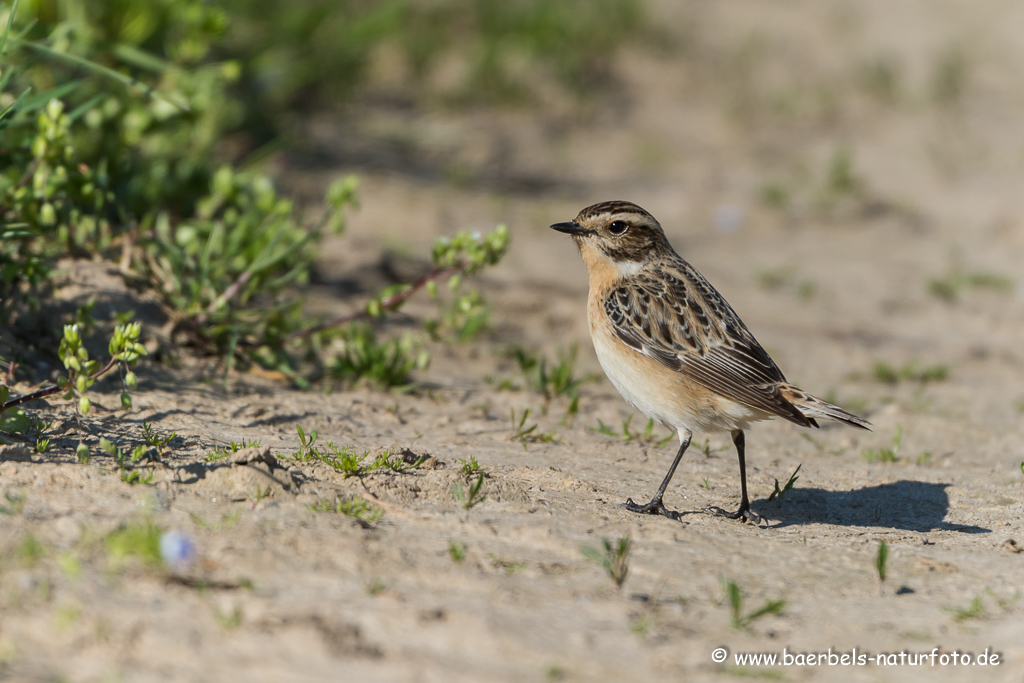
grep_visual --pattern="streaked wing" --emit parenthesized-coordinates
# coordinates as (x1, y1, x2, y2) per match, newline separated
(602, 263, 812, 426)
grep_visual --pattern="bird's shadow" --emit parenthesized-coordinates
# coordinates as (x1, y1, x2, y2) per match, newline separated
(749, 480, 990, 533)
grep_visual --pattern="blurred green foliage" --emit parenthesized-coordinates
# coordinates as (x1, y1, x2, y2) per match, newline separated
(219, 0, 648, 108)
(2, 0, 630, 395)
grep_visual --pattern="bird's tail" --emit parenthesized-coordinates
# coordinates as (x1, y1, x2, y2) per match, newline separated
(779, 383, 872, 431)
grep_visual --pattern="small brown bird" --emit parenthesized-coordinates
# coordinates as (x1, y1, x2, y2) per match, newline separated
(551, 201, 870, 523)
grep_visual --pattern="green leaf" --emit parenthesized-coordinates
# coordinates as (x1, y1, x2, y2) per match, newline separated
(99, 438, 117, 457)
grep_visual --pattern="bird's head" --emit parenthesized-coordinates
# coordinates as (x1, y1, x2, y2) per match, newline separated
(550, 200, 671, 280)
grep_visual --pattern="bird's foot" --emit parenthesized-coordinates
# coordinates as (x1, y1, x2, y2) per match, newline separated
(706, 504, 764, 526)
(622, 496, 682, 521)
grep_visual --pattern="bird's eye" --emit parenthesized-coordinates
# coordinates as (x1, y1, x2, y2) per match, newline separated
(609, 220, 628, 235)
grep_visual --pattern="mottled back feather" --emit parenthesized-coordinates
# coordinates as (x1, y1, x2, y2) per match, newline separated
(602, 256, 816, 428)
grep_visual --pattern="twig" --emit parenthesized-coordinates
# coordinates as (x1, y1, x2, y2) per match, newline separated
(185, 201, 339, 331)
(288, 262, 465, 341)
(193, 269, 253, 327)
(0, 357, 117, 414)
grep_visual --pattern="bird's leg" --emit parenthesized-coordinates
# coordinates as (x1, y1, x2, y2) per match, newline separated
(623, 430, 691, 521)
(708, 430, 764, 525)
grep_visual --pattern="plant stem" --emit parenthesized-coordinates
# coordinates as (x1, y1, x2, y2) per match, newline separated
(0, 357, 117, 414)
(287, 262, 465, 341)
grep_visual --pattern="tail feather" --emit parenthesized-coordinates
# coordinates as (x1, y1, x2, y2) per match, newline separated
(779, 384, 872, 431)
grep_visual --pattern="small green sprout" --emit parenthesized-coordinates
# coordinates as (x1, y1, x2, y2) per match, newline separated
(581, 535, 631, 590)
(767, 464, 802, 502)
(448, 541, 467, 563)
(863, 427, 902, 463)
(100, 437, 154, 485)
(944, 595, 985, 622)
(723, 578, 786, 630)
(105, 519, 163, 568)
(459, 456, 485, 476)
(871, 361, 948, 385)
(510, 408, 558, 449)
(250, 485, 272, 505)
(592, 415, 673, 446)
(876, 540, 889, 583)
(308, 497, 383, 525)
(141, 422, 175, 457)
(215, 605, 243, 630)
(453, 474, 487, 511)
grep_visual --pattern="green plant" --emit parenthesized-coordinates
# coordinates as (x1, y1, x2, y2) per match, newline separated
(100, 437, 155, 485)
(510, 408, 558, 449)
(141, 422, 176, 459)
(1, 2, 513, 393)
(696, 438, 730, 457)
(1, 322, 146, 458)
(215, 605, 244, 630)
(289, 425, 421, 477)
(816, 145, 863, 209)
(424, 289, 490, 342)
(0, 490, 26, 515)
(630, 615, 653, 636)
(592, 415, 673, 447)
(204, 438, 260, 462)
(250, 485, 271, 505)
(512, 344, 597, 405)
(928, 269, 1011, 303)
(326, 323, 427, 390)
(453, 473, 487, 511)
(459, 456, 485, 476)
(944, 595, 985, 622)
(863, 427, 902, 463)
(105, 519, 163, 568)
(767, 464, 801, 502)
(581, 535, 631, 590)
(871, 361, 948, 385)
(722, 578, 786, 630)
(308, 497, 383, 525)
(876, 540, 889, 584)
(490, 555, 526, 575)
(217, 0, 651, 109)
(448, 541, 467, 563)
(16, 533, 46, 566)
(755, 266, 795, 291)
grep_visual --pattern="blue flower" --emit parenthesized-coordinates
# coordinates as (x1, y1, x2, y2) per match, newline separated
(160, 530, 196, 570)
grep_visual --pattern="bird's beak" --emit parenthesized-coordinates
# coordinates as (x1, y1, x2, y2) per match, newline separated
(549, 221, 592, 236)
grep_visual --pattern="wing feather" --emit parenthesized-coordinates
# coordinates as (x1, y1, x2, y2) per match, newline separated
(603, 263, 813, 427)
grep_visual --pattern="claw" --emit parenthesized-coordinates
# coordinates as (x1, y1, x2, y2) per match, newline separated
(706, 505, 764, 526)
(621, 497, 682, 521)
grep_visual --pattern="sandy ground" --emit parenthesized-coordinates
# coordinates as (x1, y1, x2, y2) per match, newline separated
(3, 1, 1024, 681)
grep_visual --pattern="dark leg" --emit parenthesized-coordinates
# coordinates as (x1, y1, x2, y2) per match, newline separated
(708, 430, 763, 524)
(622, 430, 691, 521)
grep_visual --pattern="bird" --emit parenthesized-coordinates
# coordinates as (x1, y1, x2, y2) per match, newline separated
(550, 200, 871, 524)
